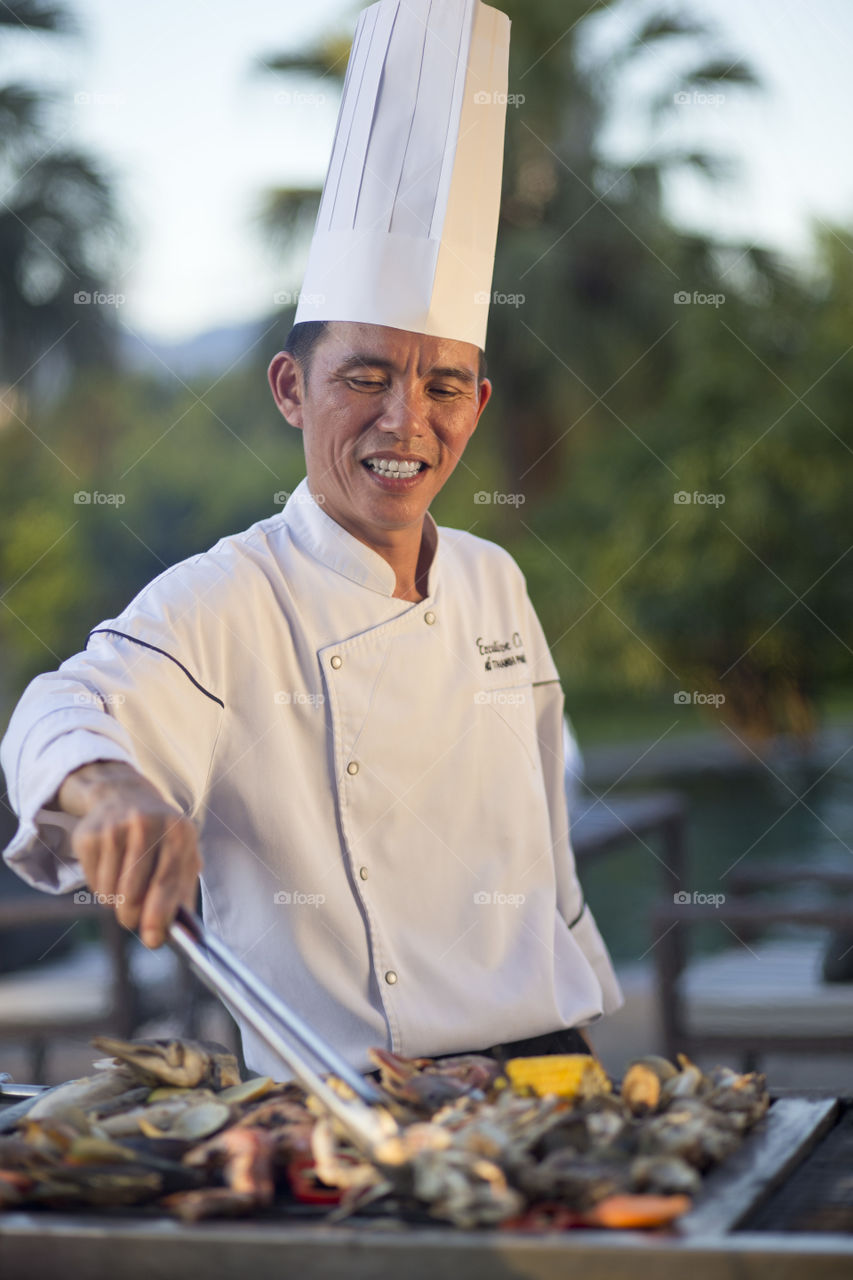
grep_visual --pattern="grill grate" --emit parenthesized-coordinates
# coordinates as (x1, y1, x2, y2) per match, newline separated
(744, 1102, 853, 1234)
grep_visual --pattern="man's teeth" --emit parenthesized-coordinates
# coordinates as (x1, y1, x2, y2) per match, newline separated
(365, 458, 424, 476)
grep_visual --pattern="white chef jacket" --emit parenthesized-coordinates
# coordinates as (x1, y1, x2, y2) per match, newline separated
(1, 479, 622, 1075)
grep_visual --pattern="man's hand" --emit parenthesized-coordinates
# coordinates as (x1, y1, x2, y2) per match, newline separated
(56, 761, 202, 949)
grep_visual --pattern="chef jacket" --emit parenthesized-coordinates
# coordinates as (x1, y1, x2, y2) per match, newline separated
(1, 478, 623, 1075)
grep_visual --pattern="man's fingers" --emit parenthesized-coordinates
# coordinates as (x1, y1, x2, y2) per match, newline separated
(115, 808, 167, 928)
(137, 820, 200, 948)
(90, 820, 126, 903)
(178, 861, 202, 913)
(71, 822, 106, 887)
(71, 797, 199, 946)
(115, 818, 169, 932)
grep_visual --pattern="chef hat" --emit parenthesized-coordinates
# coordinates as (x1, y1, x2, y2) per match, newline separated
(294, 0, 510, 350)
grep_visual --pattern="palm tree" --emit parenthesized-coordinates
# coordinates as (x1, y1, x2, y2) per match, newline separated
(488, 2, 762, 494)
(255, 1, 760, 497)
(254, 23, 354, 248)
(0, 1, 122, 396)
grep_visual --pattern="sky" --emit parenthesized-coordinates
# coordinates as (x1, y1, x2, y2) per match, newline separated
(3, 0, 852, 341)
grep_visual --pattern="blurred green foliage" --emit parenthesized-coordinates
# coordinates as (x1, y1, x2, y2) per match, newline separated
(0, 352, 305, 700)
(0, 2, 121, 390)
(1, 0, 851, 744)
(434, 222, 853, 740)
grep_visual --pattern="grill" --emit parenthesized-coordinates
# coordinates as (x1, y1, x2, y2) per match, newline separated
(746, 1101, 853, 1235)
(2, 1094, 852, 1280)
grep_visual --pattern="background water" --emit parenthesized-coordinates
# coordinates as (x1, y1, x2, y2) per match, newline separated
(580, 745, 853, 966)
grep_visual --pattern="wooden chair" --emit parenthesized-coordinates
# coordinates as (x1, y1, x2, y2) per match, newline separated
(651, 866, 853, 1068)
(0, 898, 136, 1080)
(0, 897, 215, 1082)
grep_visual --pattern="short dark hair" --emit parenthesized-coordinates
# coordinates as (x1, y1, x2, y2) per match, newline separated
(282, 321, 330, 385)
(282, 321, 487, 386)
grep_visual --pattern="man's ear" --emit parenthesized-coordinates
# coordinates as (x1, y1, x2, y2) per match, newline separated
(469, 377, 492, 437)
(475, 377, 492, 423)
(267, 351, 306, 430)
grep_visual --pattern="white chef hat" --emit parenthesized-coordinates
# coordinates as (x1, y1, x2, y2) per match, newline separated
(294, 0, 510, 351)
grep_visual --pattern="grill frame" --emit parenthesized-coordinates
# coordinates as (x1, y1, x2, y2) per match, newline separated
(2, 1212, 853, 1280)
(746, 1100, 853, 1235)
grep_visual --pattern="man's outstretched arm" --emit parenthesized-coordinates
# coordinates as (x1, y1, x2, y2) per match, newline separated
(2, 624, 222, 933)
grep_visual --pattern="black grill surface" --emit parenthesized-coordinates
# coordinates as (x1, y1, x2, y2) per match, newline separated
(745, 1102, 853, 1234)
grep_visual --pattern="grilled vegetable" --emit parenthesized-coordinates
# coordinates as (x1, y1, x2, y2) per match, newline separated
(581, 1192, 692, 1229)
(504, 1054, 611, 1100)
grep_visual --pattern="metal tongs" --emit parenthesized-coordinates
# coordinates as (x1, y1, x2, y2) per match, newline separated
(168, 907, 398, 1156)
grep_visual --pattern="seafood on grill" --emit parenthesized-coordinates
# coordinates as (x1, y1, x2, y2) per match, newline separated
(23, 1069, 149, 1124)
(629, 1154, 702, 1196)
(164, 1127, 278, 1220)
(367, 1049, 501, 1113)
(0, 1037, 769, 1229)
(621, 1059, 669, 1115)
(91, 1036, 241, 1090)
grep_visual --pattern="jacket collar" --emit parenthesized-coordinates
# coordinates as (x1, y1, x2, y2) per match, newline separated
(283, 477, 440, 599)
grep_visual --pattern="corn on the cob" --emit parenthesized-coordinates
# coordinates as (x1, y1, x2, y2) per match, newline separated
(504, 1054, 612, 1100)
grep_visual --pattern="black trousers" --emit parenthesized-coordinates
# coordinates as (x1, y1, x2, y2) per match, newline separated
(434, 1026, 590, 1063)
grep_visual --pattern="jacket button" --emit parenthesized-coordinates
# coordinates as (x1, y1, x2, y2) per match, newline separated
(330, 655, 342, 669)
(424, 611, 436, 625)
(359, 866, 369, 881)
(384, 970, 398, 985)
(346, 761, 359, 776)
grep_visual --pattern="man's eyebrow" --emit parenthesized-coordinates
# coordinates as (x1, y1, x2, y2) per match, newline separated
(333, 354, 476, 383)
(334, 354, 395, 374)
(428, 365, 476, 384)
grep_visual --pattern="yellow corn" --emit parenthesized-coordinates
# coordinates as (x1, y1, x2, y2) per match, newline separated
(504, 1054, 612, 1100)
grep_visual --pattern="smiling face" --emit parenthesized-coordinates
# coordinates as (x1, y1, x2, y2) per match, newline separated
(267, 322, 491, 555)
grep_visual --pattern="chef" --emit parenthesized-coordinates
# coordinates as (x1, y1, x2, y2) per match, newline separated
(0, 0, 622, 1078)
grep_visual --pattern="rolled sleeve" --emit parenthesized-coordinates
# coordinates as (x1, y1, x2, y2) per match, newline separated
(4, 739, 136, 893)
(2, 630, 223, 895)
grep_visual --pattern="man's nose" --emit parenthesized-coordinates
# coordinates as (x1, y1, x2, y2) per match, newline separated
(375, 386, 425, 436)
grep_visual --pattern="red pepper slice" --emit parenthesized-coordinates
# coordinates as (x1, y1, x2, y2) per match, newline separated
(286, 1155, 344, 1205)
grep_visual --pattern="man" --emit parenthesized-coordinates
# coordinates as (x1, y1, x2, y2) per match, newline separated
(1, 0, 622, 1076)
